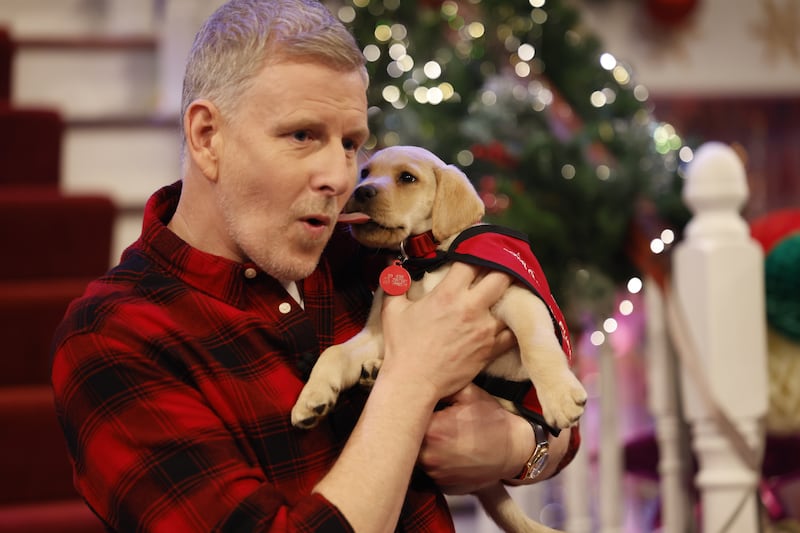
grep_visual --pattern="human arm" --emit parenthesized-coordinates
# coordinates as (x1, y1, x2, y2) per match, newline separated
(51, 328, 357, 533)
(312, 263, 511, 533)
(50, 275, 370, 533)
(51, 262, 509, 533)
(417, 384, 576, 494)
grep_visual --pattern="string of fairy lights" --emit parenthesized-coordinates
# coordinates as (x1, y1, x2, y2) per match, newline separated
(333, 0, 695, 346)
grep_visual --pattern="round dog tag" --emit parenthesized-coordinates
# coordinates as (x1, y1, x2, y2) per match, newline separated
(379, 261, 411, 296)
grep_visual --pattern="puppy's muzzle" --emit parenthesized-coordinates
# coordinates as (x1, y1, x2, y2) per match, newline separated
(353, 184, 378, 203)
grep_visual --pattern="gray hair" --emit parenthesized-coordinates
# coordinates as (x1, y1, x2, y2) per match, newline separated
(180, 0, 367, 142)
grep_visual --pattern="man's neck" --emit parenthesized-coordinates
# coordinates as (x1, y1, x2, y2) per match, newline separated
(167, 176, 242, 263)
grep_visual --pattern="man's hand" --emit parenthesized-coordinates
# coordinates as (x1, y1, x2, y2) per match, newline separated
(379, 263, 511, 399)
(417, 384, 534, 494)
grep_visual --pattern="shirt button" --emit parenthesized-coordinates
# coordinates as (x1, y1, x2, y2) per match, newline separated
(244, 267, 257, 279)
(279, 302, 292, 314)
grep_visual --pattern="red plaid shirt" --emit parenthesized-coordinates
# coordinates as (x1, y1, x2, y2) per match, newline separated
(51, 182, 454, 532)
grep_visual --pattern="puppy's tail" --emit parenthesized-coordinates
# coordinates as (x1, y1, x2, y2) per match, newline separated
(474, 483, 564, 533)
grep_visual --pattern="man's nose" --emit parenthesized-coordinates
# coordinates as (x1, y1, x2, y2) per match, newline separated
(312, 149, 355, 196)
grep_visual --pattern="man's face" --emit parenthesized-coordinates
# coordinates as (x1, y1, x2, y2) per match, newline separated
(215, 61, 369, 281)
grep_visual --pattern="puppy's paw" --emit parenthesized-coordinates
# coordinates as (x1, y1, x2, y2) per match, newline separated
(291, 384, 341, 429)
(538, 372, 588, 429)
(358, 359, 382, 388)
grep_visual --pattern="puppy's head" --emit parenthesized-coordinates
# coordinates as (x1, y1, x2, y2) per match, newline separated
(341, 146, 485, 249)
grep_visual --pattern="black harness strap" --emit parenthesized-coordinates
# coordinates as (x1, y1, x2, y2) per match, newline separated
(472, 373, 560, 437)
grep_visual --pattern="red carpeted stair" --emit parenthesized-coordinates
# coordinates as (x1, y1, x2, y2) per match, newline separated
(0, 184, 112, 533)
(0, 28, 111, 532)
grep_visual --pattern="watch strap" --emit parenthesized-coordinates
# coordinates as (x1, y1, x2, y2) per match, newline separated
(516, 419, 550, 480)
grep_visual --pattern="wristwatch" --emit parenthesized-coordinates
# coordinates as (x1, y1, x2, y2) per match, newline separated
(516, 420, 550, 480)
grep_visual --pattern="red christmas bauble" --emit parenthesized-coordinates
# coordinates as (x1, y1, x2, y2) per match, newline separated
(645, 0, 699, 26)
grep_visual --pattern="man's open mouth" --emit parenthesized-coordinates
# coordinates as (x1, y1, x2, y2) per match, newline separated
(302, 215, 331, 228)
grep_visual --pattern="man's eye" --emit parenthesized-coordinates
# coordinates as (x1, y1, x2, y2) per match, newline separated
(399, 172, 416, 183)
(293, 131, 311, 142)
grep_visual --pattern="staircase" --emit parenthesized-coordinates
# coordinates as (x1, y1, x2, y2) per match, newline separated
(0, 107, 115, 533)
(0, 2, 221, 531)
(2, 0, 224, 259)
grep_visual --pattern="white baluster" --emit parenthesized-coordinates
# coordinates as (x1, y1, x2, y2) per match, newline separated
(563, 442, 592, 533)
(644, 277, 690, 532)
(599, 340, 624, 533)
(672, 142, 768, 532)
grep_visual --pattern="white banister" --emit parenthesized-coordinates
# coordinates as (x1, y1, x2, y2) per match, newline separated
(644, 277, 690, 532)
(563, 438, 592, 533)
(672, 142, 768, 532)
(598, 341, 624, 533)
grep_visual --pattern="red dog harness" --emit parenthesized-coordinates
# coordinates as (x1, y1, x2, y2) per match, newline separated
(401, 224, 573, 435)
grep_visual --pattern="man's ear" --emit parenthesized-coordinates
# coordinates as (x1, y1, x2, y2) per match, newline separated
(184, 99, 222, 182)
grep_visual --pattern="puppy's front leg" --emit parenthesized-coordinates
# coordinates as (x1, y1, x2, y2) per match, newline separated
(496, 288, 587, 429)
(291, 292, 386, 429)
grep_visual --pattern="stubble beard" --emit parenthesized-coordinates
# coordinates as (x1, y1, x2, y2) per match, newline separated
(254, 231, 325, 282)
(219, 192, 336, 282)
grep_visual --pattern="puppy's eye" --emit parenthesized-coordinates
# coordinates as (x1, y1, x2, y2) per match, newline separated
(360, 168, 369, 180)
(399, 172, 417, 183)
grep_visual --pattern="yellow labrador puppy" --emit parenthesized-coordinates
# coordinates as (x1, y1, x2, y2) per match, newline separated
(291, 145, 586, 533)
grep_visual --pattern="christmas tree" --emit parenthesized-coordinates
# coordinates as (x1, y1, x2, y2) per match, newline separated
(328, 0, 691, 321)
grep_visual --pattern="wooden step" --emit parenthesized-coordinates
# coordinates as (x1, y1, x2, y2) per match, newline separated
(0, 385, 80, 504)
(0, 499, 106, 533)
(0, 187, 116, 279)
(62, 114, 180, 207)
(0, 279, 95, 386)
(0, 0, 157, 38)
(12, 36, 159, 119)
(60, 114, 181, 261)
(111, 209, 147, 266)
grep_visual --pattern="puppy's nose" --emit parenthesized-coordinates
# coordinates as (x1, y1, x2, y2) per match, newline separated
(353, 184, 378, 203)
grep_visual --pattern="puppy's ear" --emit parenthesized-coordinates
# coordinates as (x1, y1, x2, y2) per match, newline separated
(431, 164, 485, 241)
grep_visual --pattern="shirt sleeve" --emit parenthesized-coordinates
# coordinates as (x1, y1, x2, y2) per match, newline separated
(51, 329, 354, 533)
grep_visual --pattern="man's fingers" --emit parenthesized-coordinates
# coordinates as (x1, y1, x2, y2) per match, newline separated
(435, 262, 481, 292)
(435, 263, 512, 305)
(470, 270, 512, 307)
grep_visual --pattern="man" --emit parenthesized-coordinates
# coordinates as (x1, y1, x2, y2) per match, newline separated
(51, 1, 577, 531)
